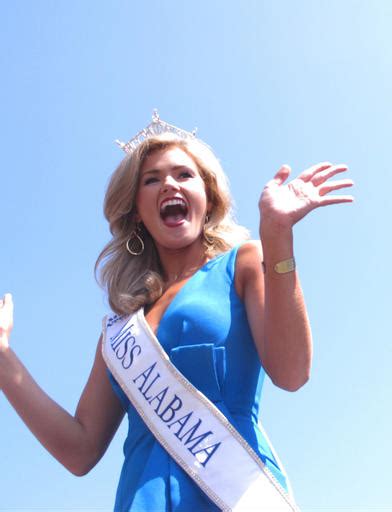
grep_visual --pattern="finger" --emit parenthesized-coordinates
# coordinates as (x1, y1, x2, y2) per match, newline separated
(4, 293, 13, 304)
(269, 165, 291, 186)
(319, 179, 354, 196)
(0, 294, 13, 310)
(319, 195, 354, 206)
(298, 162, 333, 182)
(311, 164, 349, 186)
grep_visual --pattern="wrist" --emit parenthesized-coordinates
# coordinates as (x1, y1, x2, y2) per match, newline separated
(0, 334, 10, 352)
(0, 346, 23, 390)
(260, 224, 293, 255)
(262, 257, 296, 275)
(260, 224, 295, 275)
(260, 218, 293, 241)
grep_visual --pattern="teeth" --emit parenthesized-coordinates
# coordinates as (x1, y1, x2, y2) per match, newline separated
(160, 198, 186, 212)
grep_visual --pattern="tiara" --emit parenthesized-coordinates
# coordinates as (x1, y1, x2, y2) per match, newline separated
(115, 110, 197, 154)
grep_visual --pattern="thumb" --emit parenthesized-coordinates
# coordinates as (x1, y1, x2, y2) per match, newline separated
(0, 293, 14, 310)
(4, 293, 13, 309)
(272, 164, 291, 186)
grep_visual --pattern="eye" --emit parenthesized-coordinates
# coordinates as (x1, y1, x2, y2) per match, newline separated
(178, 170, 193, 179)
(143, 176, 159, 185)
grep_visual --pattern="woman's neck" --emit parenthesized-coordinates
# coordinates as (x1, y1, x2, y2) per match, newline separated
(156, 240, 208, 286)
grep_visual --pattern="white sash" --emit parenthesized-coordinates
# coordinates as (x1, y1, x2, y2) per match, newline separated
(102, 310, 299, 511)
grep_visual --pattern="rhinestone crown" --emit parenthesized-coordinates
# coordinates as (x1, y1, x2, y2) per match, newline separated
(116, 110, 197, 154)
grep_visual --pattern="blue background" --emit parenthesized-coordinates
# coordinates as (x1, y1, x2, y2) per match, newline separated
(1, 1, 391, 510)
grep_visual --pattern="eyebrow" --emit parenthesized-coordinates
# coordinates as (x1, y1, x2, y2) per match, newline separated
(141, 169, 160, 176)
(141, 165, 193, 176)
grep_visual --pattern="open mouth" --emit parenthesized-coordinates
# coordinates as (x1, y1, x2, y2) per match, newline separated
(160, 198, 188, 225)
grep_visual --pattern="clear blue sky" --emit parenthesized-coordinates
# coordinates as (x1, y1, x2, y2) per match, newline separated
(1, 1, 391, 510)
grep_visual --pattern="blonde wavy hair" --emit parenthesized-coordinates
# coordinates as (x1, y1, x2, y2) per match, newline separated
(95, 133, 249, 315)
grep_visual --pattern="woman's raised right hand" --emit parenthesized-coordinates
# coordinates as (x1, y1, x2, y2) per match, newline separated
(0, 293, 14, 350)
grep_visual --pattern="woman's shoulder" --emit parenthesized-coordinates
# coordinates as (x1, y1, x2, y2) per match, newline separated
(234, 240, 264, 299)
(236, 240, 263, 269)
(215, 240, 262, 265)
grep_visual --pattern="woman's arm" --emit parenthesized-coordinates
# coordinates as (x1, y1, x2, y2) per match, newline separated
(236, 238, 311, 391)
(236, 163, 353, 391)
(0, 294, 125, 475)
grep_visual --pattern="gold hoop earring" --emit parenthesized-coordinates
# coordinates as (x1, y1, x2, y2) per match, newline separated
(126, 227, 145, 256)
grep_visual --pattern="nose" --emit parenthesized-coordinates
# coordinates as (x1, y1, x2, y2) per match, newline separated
(161, 175, 180, 193)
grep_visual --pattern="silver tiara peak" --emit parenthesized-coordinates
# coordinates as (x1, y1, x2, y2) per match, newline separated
(115, 110, 198, 154)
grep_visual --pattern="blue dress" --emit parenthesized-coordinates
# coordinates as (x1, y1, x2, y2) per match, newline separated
(108, 246, 291, 511)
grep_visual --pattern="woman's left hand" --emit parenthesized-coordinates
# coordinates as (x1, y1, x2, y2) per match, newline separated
(259, 162, 354, 231)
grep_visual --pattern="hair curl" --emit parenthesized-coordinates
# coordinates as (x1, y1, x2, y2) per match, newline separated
(95, 133, 249, 315)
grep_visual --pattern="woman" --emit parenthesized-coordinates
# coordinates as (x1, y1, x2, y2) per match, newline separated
(0, 113, 353, 511)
